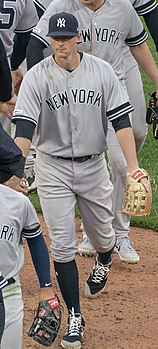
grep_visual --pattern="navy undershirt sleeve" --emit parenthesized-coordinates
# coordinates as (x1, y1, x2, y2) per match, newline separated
(26, 37, 46, 70)
(0, 38, 12, 102)
(11, 32, 32, 70)
(26, 233, 52, 288)
(112, 113, 131, 132)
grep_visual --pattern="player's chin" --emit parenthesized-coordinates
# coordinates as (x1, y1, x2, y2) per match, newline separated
(56, 51, 68, 59)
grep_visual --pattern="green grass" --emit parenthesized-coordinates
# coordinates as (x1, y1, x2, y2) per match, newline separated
(29, 27, 158, 231)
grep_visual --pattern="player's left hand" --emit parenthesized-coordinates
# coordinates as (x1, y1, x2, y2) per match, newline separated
(122, 168, 152, 216)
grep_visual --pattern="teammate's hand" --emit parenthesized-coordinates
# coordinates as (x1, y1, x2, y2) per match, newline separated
(0, 98, 16, 119)
(3, 176, 29, 194)
(11, 68, 23, 96)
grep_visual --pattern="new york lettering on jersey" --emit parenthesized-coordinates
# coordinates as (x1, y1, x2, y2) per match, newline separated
(46, 88, 103, 111)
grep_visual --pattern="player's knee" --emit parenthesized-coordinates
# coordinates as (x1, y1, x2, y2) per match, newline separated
(50, 245, 77, 263)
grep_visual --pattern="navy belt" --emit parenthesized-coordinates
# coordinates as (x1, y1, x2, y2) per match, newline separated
(51, 154, 101, 163)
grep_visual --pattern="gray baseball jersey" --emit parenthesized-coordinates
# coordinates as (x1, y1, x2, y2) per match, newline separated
(0, 0, 38, 56)
(0, 184, 41, 280)
(12, 53, 133, 156)
(31, 0, 148, 79)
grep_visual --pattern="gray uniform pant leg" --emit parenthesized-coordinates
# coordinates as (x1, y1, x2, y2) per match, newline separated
(1, 277, 23, 349)
(35, 151, 115, 263)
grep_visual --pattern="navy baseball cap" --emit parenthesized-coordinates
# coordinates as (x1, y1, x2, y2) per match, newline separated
(47, 12, 79, 37)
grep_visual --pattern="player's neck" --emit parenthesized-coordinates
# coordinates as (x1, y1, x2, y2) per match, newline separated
(54, 52, 81, 71)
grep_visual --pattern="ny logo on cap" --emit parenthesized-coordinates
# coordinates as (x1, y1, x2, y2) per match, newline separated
(57, 18, 66, 28)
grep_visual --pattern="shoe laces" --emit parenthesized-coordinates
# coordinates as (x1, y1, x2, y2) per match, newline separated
(91, 260, 109, 284)
(68, 308, 82, 337)
(118, 237, 133, 252)
(83, 235, 90, 243)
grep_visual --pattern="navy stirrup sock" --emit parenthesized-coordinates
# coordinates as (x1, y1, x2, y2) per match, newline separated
(54, 259, 80, 314)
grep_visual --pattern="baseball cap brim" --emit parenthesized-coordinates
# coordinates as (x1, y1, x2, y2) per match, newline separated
(46, 31, 78, 37)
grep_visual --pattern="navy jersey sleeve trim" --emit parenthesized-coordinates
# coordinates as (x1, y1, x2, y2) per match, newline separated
(125, 29, 148, 46)
(134, 0, 157, 15)
(0, 275, 8, 289)
(12, 115, 37, 127)
(107, 102, 134, 121)
(31, 32, 49, 48)
(21, 224, 42, 238)
(33, 0, 46, 12)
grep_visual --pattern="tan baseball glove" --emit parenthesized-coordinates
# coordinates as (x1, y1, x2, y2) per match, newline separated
(121, 168, 152, 216)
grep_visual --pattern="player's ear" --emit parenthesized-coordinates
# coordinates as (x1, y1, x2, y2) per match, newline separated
(76, 32, 81, 43)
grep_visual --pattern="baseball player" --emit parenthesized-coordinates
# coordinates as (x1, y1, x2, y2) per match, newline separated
(0, 0, 38, 130)
(79, 0, 158, 260)
(0, 272, 7, 344)
(0, 37, 15, 118)
(0, 37, 28, 192)
(11, 12, 149, 348)
(0, 178, 61, 349)
(26, 0, 158, 263)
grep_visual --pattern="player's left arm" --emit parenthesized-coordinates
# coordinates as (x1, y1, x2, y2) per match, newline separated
(130, 42, 158, 100)
(26, 233, 55, 299)
(115, 124, 149, 191)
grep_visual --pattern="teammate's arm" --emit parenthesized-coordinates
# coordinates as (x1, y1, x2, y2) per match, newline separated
(11, 32, 32, 71)
(0, 38, 15, 117)
(26, 37, 46, 69)
(130, 42, 158, 98)
(143, 8, 158, 52)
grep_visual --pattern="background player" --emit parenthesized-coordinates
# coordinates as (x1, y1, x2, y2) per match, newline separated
(0, 173, 61, 349)
(0, 0, 39, 191)
(0, 37, 15, 119)
(11, 12, 149, 348)
(80, 0, 158, 260)
(26, 0, 158, 264)
(0, 36, 28, 192)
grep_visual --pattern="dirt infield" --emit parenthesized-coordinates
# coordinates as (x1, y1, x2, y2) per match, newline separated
(21, 214, 158, 349)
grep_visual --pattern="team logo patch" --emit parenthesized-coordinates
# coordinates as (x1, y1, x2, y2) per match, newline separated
(48, 298, 59, 308)
(13, 109, 23, 115)
(33, 26, 41, 34)
(57, 18, 66, 28)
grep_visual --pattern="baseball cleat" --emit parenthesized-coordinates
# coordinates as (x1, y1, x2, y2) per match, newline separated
(115, 237, 140, 263)
(61, 308, 85, 349)
(84, 255, 112, 299)
(78, 235, 96, 257)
